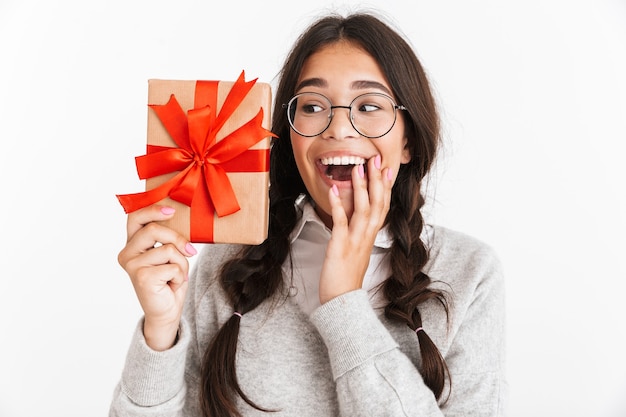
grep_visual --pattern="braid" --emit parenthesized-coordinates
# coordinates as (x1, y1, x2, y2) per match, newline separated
(199, 128, 306, 416)
(383, 169, 450, 400)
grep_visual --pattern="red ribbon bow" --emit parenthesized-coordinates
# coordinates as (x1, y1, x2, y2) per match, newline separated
(117, 71, 275, 241)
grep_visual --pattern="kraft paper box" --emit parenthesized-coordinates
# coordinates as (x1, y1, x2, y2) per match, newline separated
(117, 72, 273, 244)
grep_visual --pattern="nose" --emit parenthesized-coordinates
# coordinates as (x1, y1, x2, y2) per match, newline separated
(322, 105, 359, 139)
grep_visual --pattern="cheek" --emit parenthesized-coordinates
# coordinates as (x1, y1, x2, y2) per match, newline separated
(385, 135, 411, 166)
(289, 137, 311, 175)
(289, 135, 302, 160)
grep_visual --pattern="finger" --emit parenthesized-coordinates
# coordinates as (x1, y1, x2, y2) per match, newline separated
(134, 222, 194, 254)
(350, 161, 371, 226)
(380, 166, 394, 216)
(127, 204, 177, 241)
(134, 261, 188, 295)
(119, 222, 196, 267)
(133, 264, 188, 328)
(126, 242, 189, 278)
(328, 184, 348, 240)
(361, 155, 386, 227)
(368, 155, 394, 227)
(368, 154, 384, 200)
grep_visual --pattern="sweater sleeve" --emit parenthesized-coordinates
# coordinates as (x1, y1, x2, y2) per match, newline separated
(108, 317, 190, 417)
(311, 290, 444, 417)
(310, 232, 507, 417)
(438, 244, 507, 417)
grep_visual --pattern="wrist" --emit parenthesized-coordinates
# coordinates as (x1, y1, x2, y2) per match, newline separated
(143, 317, 181, 351)
(319, 283, 361, 305)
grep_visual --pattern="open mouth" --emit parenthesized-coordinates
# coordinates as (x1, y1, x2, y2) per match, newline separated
(320, 156, 366, 182)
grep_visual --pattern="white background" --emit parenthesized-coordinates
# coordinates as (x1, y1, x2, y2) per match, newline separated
(1, 0, 625, 416)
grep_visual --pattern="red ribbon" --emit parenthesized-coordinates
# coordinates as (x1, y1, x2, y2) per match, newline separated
(116, 71, 275, 241)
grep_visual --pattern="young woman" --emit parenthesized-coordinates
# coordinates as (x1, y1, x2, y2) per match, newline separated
(111, 12, 506, 417)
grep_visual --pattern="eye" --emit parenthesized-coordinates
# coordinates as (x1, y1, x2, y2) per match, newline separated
(354, 94, 390, 113)
(357, 103, 382, 112)
(301, 103, 325, 114)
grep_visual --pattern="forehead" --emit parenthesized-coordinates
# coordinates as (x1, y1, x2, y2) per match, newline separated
(296, 41, 392, 95)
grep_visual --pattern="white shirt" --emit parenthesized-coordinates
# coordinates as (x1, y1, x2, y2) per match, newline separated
(286, 197, 396, 315)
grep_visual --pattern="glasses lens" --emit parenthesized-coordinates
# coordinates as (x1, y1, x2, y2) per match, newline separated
(286, 92, 400, 138)
(351, 93, 396, 138)
(288, 93, 331, 137)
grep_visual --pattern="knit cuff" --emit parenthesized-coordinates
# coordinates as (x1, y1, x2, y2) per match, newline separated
(121, 317, 189, 406)
(310, 289, 398, 379)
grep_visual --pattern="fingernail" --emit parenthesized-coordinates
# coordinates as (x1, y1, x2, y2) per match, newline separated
(331, 184, 339, 196)
(374, 155, 381, 170)
(161, 206, 175, 215)
(185, 242, 197, 256)
(358, 164, 365, 178)
(387, 168, 393, 181)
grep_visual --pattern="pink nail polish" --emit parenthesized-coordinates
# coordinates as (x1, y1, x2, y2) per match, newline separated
(387, 168, 393, 180)
(358, 164, 365, 178)
(161, 206, 175, 215)
(331, 184, 339, 196)
(374, 155, 381, 170)
(185, 242, 197, 256)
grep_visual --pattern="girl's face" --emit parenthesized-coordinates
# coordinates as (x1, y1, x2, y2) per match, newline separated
(290, 41, 411, 228)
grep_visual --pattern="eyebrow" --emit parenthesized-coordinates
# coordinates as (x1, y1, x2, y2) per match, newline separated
(295, 78, 392, 96)
(295, 77, 327, 92)
(351, 80, 392, 95)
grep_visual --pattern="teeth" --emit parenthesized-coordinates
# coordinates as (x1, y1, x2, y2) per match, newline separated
(321, 156, 365, 166)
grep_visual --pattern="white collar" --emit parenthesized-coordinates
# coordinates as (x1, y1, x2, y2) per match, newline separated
(289, 195, 394, 249)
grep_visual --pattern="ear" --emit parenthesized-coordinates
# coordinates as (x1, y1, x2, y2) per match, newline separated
(401, 138, 411, 164)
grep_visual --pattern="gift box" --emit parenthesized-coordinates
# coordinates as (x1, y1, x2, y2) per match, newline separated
(117, 71, 274, 244)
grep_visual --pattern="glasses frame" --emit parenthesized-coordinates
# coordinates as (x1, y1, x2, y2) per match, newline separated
(283, 92, 407, 139)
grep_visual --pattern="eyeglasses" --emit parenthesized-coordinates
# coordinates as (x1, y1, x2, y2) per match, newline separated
(283, 92, 407, 138)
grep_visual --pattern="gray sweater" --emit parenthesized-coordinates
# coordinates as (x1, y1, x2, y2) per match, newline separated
(110, 225, 506, 416)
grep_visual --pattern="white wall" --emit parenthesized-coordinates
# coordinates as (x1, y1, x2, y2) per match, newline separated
(1, 1, 624, 416)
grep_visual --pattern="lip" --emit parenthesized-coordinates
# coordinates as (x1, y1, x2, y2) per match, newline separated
(314, 152, 372, 189)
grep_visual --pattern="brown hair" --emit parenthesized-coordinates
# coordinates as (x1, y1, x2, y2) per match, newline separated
(200, 12, 449, 417)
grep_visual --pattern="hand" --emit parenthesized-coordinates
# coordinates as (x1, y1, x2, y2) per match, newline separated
(319, 155, 393, 304)
(117, 205, 197, 351)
